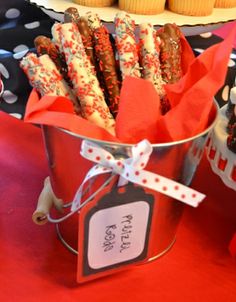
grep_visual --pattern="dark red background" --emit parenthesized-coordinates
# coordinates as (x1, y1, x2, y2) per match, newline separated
(0, 112, 235, 302)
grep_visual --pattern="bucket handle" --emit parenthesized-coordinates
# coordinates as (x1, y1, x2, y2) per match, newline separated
(32, 174, 116, 225)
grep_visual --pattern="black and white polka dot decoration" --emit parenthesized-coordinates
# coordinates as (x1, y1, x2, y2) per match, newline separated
(24, 21, 40, 29)
(0, 63, 9, 79)
(13, 45, 29, 60)
(187, 31, 236, 108)
(0, 0, 54, 118)
(5, 8, 20, 19)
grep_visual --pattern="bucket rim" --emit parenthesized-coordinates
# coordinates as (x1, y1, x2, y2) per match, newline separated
(49, 100, 219, 148)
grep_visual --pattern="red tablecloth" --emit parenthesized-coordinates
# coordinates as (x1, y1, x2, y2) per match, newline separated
(0, 112, 235, 302)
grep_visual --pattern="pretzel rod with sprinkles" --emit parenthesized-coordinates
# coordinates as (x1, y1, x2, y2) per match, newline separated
(157, 23, 183, 84)
(77, 16, 96, 67)
(86, 12, 112, 108)
(51, 23, 63, 53)
(114, 12, 141, 79)
(86, 12, 120, 116)
(86, 12, 102, 31)
(38, 55, 81, 114)
(139, 23, 165, 99)
(54, 22, 115, 135)
(34, 35, 72, 87)
(20, 53, 77, 106)
(65, 8, 95, 67)
(156, 23, 183, 114)
(64, 7, 80, 24)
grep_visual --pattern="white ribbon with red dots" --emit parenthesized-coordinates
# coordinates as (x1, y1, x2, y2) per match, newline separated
(71, 139, 205, 211)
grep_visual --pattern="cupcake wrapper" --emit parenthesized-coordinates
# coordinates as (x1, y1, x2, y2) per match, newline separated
(119, 0, 166, 15)
(72, 0, 116, 7)
(168, 0, 215, 16)
(214, 0, 236, 8)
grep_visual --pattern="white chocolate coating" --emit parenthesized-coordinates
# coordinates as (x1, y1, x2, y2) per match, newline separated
(139, 23, 165, 97)
(115, 12, 141, 79)
(54, 22, 115, 135)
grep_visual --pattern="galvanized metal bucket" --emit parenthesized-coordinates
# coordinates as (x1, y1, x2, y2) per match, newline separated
(42, 101, 219, 259)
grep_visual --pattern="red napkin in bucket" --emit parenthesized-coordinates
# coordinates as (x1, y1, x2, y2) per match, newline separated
(25, 90, 120, 142)
(24, 24, 236, 144)
(116, 24, 236, 143)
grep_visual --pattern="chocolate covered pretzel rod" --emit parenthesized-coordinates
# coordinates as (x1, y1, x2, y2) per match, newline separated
(39, 54, 81, 114)
(86, 11, 101, 31)
(114, 12, 141, 79)
(20, 53, 76, 100)
(64, 7, 80, 24)
(77, 17, 96, 66)
(65, 8, 95, 66)
(34, 35, 71, 86)
(139, 23, 165, 98)
(53, 22, 115, 134)
(157, 23, 182, 84)
(86, 12, 120, 116)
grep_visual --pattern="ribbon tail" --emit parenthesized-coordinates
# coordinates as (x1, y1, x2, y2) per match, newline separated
(120, 168, 206, 208)
(71, 164, 112, 211)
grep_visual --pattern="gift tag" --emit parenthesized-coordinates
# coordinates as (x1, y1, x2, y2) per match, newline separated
(77, 176, 154, 283)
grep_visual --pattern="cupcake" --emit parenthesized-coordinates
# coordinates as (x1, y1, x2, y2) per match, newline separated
(168, 0, 215, 16)
(72, 0, 116, 7)
(215, 0, 236, 8)
(118, 0, 166, 15)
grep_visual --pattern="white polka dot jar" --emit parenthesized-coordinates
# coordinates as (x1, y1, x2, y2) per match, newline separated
(206, 88, 236, 191)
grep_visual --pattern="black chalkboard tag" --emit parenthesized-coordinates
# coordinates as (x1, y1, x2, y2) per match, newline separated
(77, 176, 154, 283)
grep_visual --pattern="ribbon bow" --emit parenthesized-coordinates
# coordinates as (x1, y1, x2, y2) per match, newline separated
(71, 139, 205, 211)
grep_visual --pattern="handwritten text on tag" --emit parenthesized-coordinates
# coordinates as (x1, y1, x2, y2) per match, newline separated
(87, 201, 150, 269)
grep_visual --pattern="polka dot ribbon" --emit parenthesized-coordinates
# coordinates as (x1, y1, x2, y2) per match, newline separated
(71, 139, 205, 212)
